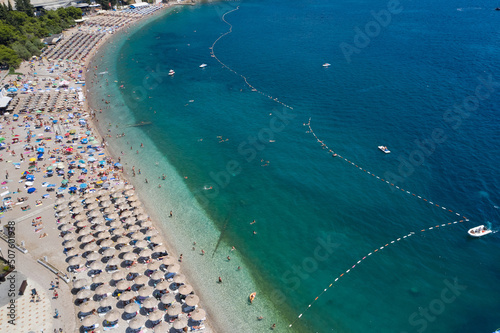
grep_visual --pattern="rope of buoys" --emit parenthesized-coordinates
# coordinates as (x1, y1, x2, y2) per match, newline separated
(211, 6, 294, 110)
(304, 119, 468, 220)
(289, 218, 470, 328)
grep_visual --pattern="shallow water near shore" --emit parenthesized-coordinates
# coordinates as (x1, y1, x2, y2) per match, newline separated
(89, 1, 500, 332)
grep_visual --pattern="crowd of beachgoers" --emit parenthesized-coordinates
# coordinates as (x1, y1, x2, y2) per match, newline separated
(0, 3, 212, 333)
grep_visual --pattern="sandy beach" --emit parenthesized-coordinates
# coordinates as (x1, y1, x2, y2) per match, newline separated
(0, 4, 215, 333)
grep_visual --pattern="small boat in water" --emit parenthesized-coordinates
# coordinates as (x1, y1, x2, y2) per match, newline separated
(378, 146, 390, 154)
(322, 63, 331, 67)
(249, 292, 256, 303)
(199, 63, 207, 68)
(468, 225, 492, 237)
(169, 69, 175, 76)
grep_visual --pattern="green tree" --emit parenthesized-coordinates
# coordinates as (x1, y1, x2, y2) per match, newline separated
(0, 22, 17, 44)
(0, 44, 20, 67)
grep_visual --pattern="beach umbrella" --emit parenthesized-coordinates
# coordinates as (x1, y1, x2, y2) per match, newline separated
(112, 270, 126, 281)
(119, 244, 134, 253)
(147, 309, 163, 322)
(134, 275, 149, 285)
(72, 206, 84, 214)
(149, 235, 162, 245)
(129, 317, 145, 330)
(130, 232, 142, 240)
(173, 317, 188, 330)
(115, 197, 126, 204)
(76, 289, 93, 299)
(127, 195, 138, 202)
(86, 251, 100, 261)
(78, 228, 91, 236)
(89, 261, 104, 271)
(134, 240, 148, 249)
(167, 263, 180, 274)
(98, 231, 111, 239)
(138, 286, 154, 297)
(73, 278, 89, 289)
(81, 235, 95, 243)
(178, 284, 193, 295)
(155, 280, 169, 291)
(107, 213, 119, 220)
(69, 186, 78, 192)
(99, 296, 114, 309)
(95, 284, 112, 295)
(141, 220, 153, 228)
(191, 308, 206, 321)
(124, 189, 134, 196)
(93, 274, 107, 284)
(139, 249, 152, 258)
(124, 185, 134, 190)
(73, 213, 86, 221)
(95, 225, 107, 233)
(79, 300, 97, 312)
(104, 207, 115, 214)
(116, 236, 129, 245)
(128, 264, 144, 274)
(103, 248, 116, 257)
(185, 294, 199, 306)
(92, 217, 105, 225)
(61, 224, 73, 232)
(107, 257, 120, 266)
(142, 297, 157, 309)
(136, 213, 148, 221)
(70, 200, 80, 207)
(116, 280, 132, 290)
(84, 242, 99, 252)
(145, 229, 159, 237)
(88, 210, 100, 218)
(123, 252, 138, 261)
(124, 302, 139, 313)
(154, 322, 170, 333)
(101, 200, 112, 207)
(167, 302, 182, 316)
(81, 314, 99, 327)
(152, 244, 167, 254)
(59, 217, 71, 224)
(76, 220, 90, 228)
(128, 224, 140, 232)
(87, 202, 98, 210)
(104, 309, 120, 322)
(150, 271, 164, 281)
(55, 198, 65, 205)
(147, 261, 161, 271)
(172, 274, 186, 284)
(161, 256, 176, 265)
(66, 249, 80, 258)
(68, 256, 84, 266)
(120, 210, 132, 218)
(64, 239, 78, 248)
(160, 293, 175, 305)
(27, 187, 36, 194)
(100, 239, 114, 248)
(109, 221, 121, 228)
(58, 210, 70, 217)
(130, 201, 141, 208)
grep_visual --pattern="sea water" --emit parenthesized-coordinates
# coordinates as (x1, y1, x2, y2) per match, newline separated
(88, 0, 500, 332)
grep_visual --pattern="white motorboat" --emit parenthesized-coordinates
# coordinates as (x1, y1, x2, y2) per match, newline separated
(468, 225, 492, 237)
(199, 64, 207, 68)
(378, 146, 390, 154)
(322, 63, 331, 67)
(168, 70, 175, 76)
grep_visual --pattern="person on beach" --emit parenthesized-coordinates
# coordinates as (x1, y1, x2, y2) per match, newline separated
(227, 256, 230, 261)
(169, 211, 173, 217)
(201, 249, 205, 255)
(218, 276, 222, 283)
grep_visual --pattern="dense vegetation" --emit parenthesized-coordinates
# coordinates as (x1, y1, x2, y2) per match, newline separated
(0, 0, 82, 68)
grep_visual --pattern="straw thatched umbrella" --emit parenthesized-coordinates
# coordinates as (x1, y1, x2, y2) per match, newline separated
(66, 249, 80, 258)
(72, 206, 84, 214)
(153, 322, 169, 333)
(124, 302, 139, 313)
(167, 263, 180, 274)
(95, 284, 112, 295)
(125, 216, 136, 224)
(68, 256, 84, 266)
(142, 297, 157, 309)
(150, 271, 164, 281)
(123, 252, 138, 261)
(99, 297, 114, 308)
(70, 201, 81, 208)
(76, 289, 93, 299)
(172, 274, 185, 284)
(93, 274, 107, 284)
(173, 317, 188, 330)
(124, 189, 134, 196)
(115, 197, 126, 204)
(112, 227, 126, 235)
(185, 294, 199, 306)
(147, 261, 161, 271)
(152, 244, 168, 253)
(81, 235, 95, 244)
(138, 286, 154, 297)
(112, 270, 126, 281)
(87, 202, 98, 210)
(155, 280, 169, 291)
(191, 308, 206, 321)
(167, 302, 182, 316)
(134, 240, 148, 249)
(100, 239, 114, 248)
(59, 217, 71, 224)
(118, 203, 130, 211)
(124, 184, 134, 190)
(144, 229, 159, 237)
(110, 220, 122, 228)
(136, 213, 148, 221)
(92, 216, 105, 225)
(74, 213, 86, 221)
(82, 314, 99, 327)
(78, 228, 91, 236)
(128, 264, 144, 274)
(161, 256, 176, 265)
(130, 201, 141, 208)
(98, 231, 111, 239)
(130, 232, 142, 240)
(127, 195, 138, 202)
(139, 248, 152, 258)
(149, 235, 162, 244)
(148, 309, 163, 322)
(178, 284, 193, 295)
(79, 300, 97, 312)
(83, 242, 98, 252)
(101, 200, 112, 207)
(107, 213, 119, 220)
(116, 280, 132, 290)
(86, 251, 100, 261)
(160, 293, 175, 305)
(76, 220, 90, 228)
(140, 220, 153, 228)
(56, 198, 66, 205)
(63, 233, 76, 241)
(128, 224, 140, 232)
(116, 236, 129, 245)
(104, 309, 120, 322)
(134, 275, 149, 285)
(73, 278, 89, 289)
(119, 291, 136, 302)
(103, 248, 116, 257)
(120, 210, 132, 218)
(129, 317, 145, 330)
(89, 261, 104, 271)
(119, 244, 134, 253)
(107, 257, 120, 266)
(104, 207, 115, 214)
(88, 210, 100, 218)
(94, 224, 107, 232)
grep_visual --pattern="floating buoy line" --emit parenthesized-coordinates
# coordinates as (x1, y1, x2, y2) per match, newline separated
(211, 6, 476, 330)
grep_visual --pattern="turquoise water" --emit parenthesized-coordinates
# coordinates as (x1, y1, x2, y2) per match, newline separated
(88, 1, 500, 332)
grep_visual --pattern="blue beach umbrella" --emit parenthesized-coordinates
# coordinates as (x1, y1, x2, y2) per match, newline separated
(69, 186, 77, 192)
(37, 153, 43, 159)
(80, 183, 87, 189)
(26, 175, 34, 181)
(87, 157, 96, 162)
(37, 147, 45, 153)
(81, 138, 88, 144)
(114, 163, 122, 168)
(27, 187, 36, 194)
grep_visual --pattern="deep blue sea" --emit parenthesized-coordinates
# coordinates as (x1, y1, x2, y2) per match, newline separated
(88, 0, 500, 332)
